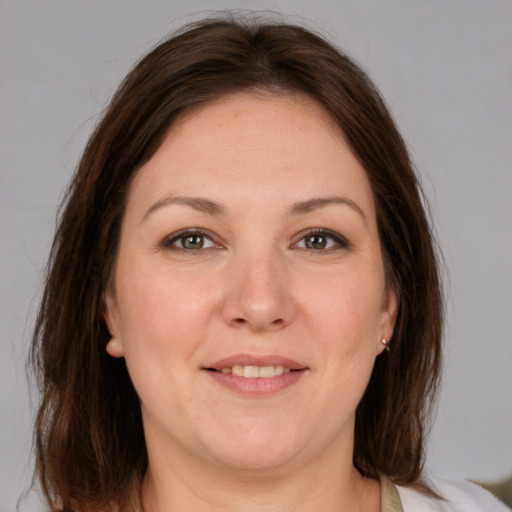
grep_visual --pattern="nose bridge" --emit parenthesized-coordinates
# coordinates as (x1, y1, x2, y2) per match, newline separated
(222, 243, 295, 331)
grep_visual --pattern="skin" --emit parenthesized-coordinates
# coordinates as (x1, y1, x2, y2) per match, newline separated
(104, 93, 398, 512)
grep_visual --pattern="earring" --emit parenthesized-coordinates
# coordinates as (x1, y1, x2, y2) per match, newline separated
(380, 338, 390, 352)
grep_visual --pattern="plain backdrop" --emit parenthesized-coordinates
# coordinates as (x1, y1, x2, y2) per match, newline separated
(1, 1, 511, 510)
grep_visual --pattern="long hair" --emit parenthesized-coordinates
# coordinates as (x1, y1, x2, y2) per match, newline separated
(31, 15, 443, 511)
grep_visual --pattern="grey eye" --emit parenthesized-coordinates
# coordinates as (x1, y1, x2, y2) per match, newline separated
(295, 230, 349, 251)
(165, 231, 218, 251)
(304, 234, 328, 250)
(181, 234, 206, 249)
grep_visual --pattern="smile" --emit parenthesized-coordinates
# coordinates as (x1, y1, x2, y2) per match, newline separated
(204, 355, 307, 395)
(219, 365, 292, 378)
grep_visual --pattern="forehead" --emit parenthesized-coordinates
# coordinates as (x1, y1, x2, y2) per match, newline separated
(127, 93, 376, 221)
(165, 92, 345, 155)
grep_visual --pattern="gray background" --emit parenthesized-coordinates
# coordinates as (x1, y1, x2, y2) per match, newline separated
(1, 1, 511, 510)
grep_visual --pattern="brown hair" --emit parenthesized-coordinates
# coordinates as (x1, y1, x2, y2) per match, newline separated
(31, 15, 442, 511)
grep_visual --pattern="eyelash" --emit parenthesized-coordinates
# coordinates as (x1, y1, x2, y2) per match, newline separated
(161, 228, 350, 252)
(293, 228, 351, 252)
(161, 228, 219, 252)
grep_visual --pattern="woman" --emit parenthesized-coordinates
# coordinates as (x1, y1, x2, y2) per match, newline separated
(30, 16, 508, 512)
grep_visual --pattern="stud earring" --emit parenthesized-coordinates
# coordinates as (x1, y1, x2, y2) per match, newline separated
(380, 338, 390, 352)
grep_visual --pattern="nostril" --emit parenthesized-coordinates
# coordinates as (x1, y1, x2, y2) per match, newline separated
(231, 316, 284, 329)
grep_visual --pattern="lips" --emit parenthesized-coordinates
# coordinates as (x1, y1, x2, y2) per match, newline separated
(203, 354, 308, 395)
(222, 365, 291, 378)
(206, 354, 306, 372)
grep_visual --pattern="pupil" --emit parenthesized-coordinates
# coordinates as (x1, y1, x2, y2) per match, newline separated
(183, 234, 203, 249)
(306, 235, 326, 249)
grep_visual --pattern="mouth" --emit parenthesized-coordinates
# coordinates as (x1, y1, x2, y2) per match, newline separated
(207, 365, 293, 378)
(203, 355, 308, 395)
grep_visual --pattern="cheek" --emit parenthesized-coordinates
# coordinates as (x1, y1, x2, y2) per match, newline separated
(305, 266, 384, 345)
(302, 266, 384, 406)
(113, 258, 217, 361)
(112, 264, 213, 409)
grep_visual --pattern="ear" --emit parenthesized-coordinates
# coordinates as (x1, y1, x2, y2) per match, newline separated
(376, 284, 399, 355)
(103, 289, 124, 358)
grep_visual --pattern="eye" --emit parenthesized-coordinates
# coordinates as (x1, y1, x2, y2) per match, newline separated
(163, 230, 219, 251)
(294, 229, 350, 251)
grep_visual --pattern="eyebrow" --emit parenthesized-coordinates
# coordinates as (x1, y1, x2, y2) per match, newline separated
(289, 196, 366, 222)
(142, 195, 225, 221)
(142, 195, 366, 223)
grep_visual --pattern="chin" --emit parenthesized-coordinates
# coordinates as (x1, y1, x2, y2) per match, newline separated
(203, 418, 306, 472)
(210, 446, 297, 474)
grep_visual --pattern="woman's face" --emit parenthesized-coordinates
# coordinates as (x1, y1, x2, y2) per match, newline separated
(104, 93, 398, 474)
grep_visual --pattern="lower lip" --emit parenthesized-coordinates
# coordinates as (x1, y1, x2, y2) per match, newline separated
(205, 369, 306, 395)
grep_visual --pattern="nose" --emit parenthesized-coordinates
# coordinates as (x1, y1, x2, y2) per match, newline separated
(221, 249, 297, 332)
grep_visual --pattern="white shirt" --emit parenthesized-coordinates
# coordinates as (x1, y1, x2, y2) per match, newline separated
(392, 474, 511, 511)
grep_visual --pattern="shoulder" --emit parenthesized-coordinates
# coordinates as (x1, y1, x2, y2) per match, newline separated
(396, 474, 511, 512)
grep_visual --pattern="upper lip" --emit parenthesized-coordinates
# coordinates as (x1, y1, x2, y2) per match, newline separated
(205, 353, 307, 371)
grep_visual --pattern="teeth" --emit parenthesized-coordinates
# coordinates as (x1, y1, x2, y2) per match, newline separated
(244, 365, 259, 378)
(232, 365, 244, 377)
(258, 366, 275, 378)
(223, 365, 292, 378)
